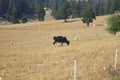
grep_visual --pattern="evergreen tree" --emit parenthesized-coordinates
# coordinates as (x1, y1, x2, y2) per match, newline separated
(21, 13, 28, 23)
(9, 7, 19, 23)
(35, 4, 45, 21)
(105, 0, 115, 14)
(80, 0, 88, 15)
(72, 2, 81, 18)
(82, 8, 96, 26)
(0, 0, 118, 24)
(0, 0, 9, 17)
(60, 2, 71, 22)
(50, 0, 67, 19)
(112, 0, 120, 13)
(95, 2, 105, 15)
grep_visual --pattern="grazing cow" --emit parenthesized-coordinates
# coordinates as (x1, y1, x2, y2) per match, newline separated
(53, 36, 70, 46)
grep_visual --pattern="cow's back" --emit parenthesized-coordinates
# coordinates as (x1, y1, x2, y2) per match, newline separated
(53, 36, 63, 41)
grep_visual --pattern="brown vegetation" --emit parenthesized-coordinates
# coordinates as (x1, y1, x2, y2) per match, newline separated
(0, 15, 120, 80)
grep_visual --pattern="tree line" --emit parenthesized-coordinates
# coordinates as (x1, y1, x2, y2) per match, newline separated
(0, 0, 120, 24)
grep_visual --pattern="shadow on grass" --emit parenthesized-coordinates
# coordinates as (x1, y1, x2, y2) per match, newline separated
(62, 19, 80, 23)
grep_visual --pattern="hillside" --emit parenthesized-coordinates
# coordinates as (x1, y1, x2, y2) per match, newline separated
(44, 9, 55, 21)
(0, 15, 120, 80)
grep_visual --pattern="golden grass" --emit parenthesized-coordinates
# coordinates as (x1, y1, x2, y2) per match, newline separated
(0, 15, 120, 80)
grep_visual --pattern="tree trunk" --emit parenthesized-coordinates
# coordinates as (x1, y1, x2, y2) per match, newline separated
(64, 17, 67, 22)
(114, 31, 117, 36)
(87, 22, 89, 26)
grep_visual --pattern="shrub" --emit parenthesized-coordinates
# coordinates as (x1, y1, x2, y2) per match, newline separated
(107, 14, 120, 35)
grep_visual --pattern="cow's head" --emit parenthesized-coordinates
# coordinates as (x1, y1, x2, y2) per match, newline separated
(66, 41, 70, 45)
(63, 37, 70, 45)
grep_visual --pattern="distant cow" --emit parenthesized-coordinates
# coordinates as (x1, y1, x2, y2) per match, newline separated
(53, 36, 70, 46)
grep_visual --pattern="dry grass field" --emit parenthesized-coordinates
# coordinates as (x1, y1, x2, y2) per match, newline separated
(0, 15, 120, 80)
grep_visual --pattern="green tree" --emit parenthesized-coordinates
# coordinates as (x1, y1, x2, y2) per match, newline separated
(112, 0, 120, 13)
(82, 8, 96, 26)
(95, 2, 105, 15)
(10, 7, 19, 23)
(73, 2, 81, 18)
(107, 14, 120, 35)
(35, 4, 45, 21)
(109, 0, 115, 13)
(60, 2, 71, 22)
(105, 0, 120, 14)
(0, 0, 8, 17)
(21, 13, 28, 23)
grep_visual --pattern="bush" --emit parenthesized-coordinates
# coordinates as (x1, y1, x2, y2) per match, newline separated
(107, 14, 120, 35)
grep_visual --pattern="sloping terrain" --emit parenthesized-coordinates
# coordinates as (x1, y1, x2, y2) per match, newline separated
(0, 15, 120, 80)
(44, 9, 55, 21)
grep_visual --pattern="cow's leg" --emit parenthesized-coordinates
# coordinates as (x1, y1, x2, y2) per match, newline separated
(53, 40, 57, 45)
(61, 42, 63, 46)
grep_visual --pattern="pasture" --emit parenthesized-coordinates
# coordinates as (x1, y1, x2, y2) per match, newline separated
(0, 15, 120, 80)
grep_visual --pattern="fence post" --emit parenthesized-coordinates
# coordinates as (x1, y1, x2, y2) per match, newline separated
(0, 76, 1, 80)
(74, 60, 76, 80)
(115, 49, 118, 70)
